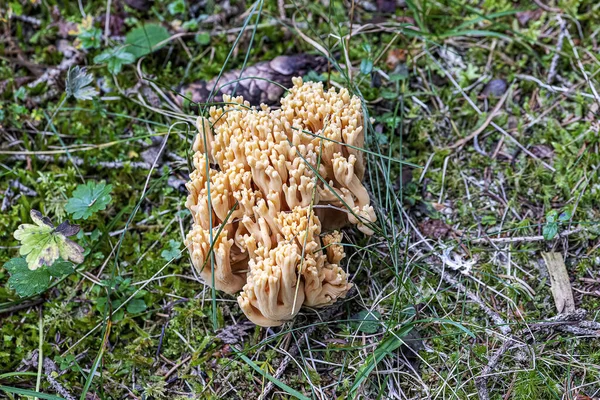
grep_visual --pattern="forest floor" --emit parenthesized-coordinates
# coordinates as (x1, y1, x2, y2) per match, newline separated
(2, 0, 600, 399)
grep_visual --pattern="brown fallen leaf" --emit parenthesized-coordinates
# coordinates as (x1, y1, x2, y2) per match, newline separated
(542, 252, 576, 314)
(175, 54, 327, 107)
(419, 219, 451, 239)
(386, 48, 407, 69)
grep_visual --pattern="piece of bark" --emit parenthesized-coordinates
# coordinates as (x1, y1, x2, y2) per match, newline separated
(175, 54, 327, 107)
(542, 252, 576, 314)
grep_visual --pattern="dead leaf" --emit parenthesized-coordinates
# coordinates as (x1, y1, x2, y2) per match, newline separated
(386, 48, 407, 69)
(419, 219, 450, 239)
(542, 252, 576, 314)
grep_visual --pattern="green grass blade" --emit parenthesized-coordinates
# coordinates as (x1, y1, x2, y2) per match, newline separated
(349, 324, 414, 398)
(233, 349, 311, 400)
(0, 385, 66, 400)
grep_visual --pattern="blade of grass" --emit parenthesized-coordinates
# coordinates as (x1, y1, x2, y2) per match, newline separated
(0, 386, 66, 400)
(79, 320, 111, 400)
(233, 348, 311, 400)
(349, 324, 414, 398)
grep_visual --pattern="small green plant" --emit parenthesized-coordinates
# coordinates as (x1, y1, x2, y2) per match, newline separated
(4, 179, 111, 297)
(65, 181, 113, 220)
(65, 66, 99, 101)
(543, 209, 572, 240)
(161, 239, 182, 262)
(95, 276, 148, 321)
(360, 43, 373, 75)
(77, 27, 102, 49)
(94, 46, 136, 75)
(167, 0, 186, 15)
(4, 258, 74, 297)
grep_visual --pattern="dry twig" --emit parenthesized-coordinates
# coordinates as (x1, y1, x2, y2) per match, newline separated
(43, 358, 77, 400)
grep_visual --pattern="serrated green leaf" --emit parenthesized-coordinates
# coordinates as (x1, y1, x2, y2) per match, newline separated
(93, 47, 136, 75)
(126, 298, 147, 314)
(66, 66, 98, 101)
(65, 181, 113, 220)
(351, 310, 381, 334)
(48, 260, 75, 278)
(4, 258, 50, 297)
(14, 210, 85, 270)
(125, 24, 170, 58)
(161, 239, 181, 261)
(78, 27, 102, 49)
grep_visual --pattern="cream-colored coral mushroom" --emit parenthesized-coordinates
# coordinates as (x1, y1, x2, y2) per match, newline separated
(303, 255, 352, 307)
(322, 231, 345, 265)
(238, 243, 305, 326)
(186, 225, 247, 294)
(184, 77, 376, 326)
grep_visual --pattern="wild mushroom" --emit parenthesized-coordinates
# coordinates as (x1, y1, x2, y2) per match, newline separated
(184, 78, 375, 326)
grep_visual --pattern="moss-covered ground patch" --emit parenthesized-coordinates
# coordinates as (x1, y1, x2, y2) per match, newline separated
(2, 0, 600, 399)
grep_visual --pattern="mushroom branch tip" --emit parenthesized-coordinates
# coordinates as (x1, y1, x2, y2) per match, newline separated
(184, 77, 376, 326)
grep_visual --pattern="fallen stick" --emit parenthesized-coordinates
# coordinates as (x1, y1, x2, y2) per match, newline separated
(44, 358, 76, 400)
(469, 227, 583, 244)
(9, 154, 187, 192)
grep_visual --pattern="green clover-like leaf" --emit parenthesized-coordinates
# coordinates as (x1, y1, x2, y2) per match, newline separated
(161, 239, 182, 261)
(78, 27, 102, 49)
(167, 0, 186, 15)
(546, 210, 558, 223)
(93, 47, 136, 75)
(4, 257, 51, 297)
(65, 181, 113, 220)
(360, 59, 373, 75)
(543, 222, 559, 241)
(558, 209, 572, 223)
(13, 210, 85, 270)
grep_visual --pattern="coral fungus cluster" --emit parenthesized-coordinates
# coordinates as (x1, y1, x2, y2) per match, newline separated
(185, 78, 376, 326)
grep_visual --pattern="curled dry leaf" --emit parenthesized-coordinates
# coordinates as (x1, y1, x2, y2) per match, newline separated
(386, 48, 407, 70)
